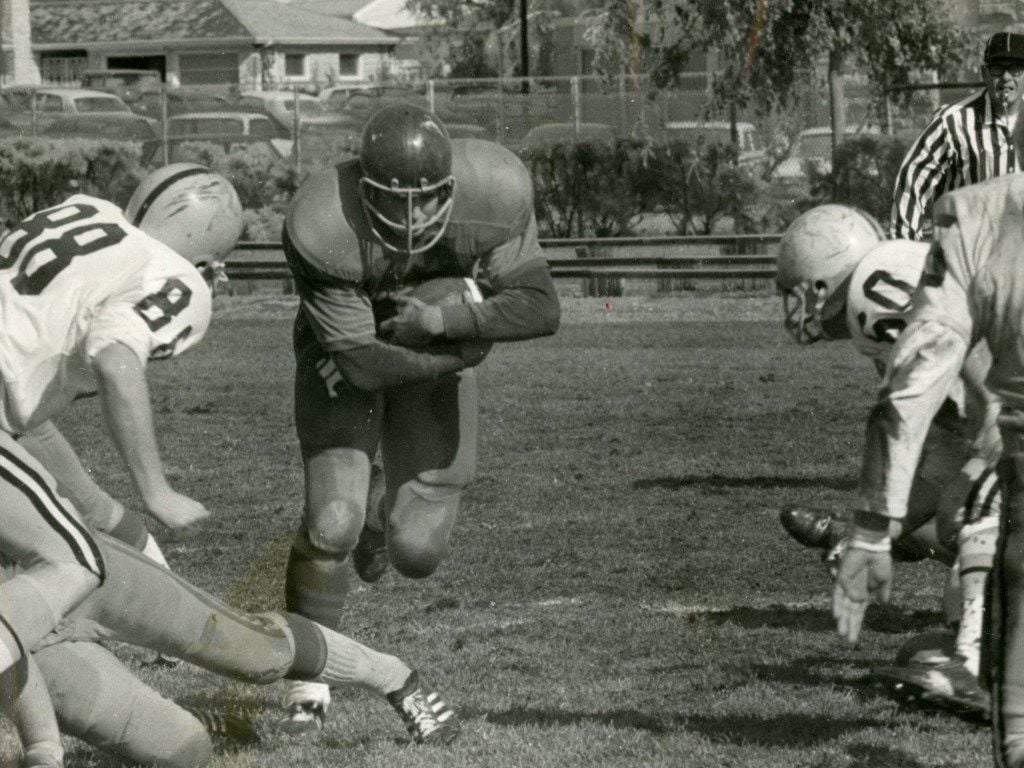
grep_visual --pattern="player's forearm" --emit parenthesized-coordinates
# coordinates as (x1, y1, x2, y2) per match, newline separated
(92, 344, 171, 502)
(440, 260, 560, 341)
(332, 343, 465, 392)
(875, 320, 969, 520)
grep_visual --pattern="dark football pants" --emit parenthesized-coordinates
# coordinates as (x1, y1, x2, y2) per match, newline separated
(289, 320, 478, 622)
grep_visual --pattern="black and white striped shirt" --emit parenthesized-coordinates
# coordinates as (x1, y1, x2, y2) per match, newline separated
(890, 89, 1020, 240)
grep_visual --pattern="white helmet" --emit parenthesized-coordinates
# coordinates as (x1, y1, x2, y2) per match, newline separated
(125, 163, 243, 264)
(776, 204, 885, 344)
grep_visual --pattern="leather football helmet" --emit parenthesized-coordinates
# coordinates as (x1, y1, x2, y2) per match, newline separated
(776, 204, 885, 344)
(125, 163, 243, 265)
(359, 103, 455, 257)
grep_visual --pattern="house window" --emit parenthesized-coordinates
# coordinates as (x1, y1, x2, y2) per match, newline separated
(285, 54, 306, 78)
(39, 51, 87, 84)
(179, 53, 239, 86)
(338, 54, 359, 77)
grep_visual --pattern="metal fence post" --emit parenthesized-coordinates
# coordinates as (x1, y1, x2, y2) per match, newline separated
(292, 84, 301, 174)
(428, 79, 435, 113)
(571, 76, 580, 137)
(160, 83, 169, 166)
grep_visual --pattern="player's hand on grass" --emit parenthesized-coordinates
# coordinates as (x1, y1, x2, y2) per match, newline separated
(831, 543, 892, 644)
(380, 296, 444, 347)
(144, 488, 210, 537)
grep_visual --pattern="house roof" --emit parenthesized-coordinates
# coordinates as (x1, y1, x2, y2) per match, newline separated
(29, 0, 395, 47)
(223, 0, 395, 43)
(290, 0, 368, 19)
(352, 0, 438, 31)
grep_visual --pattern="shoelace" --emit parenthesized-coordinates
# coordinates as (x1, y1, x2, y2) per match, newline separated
(402, 693, 443, 737)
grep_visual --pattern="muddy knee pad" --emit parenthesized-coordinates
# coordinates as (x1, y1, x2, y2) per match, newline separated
(35, 641, 212, 768)
(285, 531, 352, 628)
(387, 479, 464, 579)
(305, 497, 365, 557)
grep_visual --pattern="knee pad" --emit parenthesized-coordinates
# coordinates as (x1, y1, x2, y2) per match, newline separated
(305, 498, 364, 556)
(387, 480, 462, 579)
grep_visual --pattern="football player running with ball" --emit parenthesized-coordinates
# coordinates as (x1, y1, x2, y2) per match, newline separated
(278, 102, 560, 731)
(776, 204, 1001, 717)
(824, 173, 1024, 767)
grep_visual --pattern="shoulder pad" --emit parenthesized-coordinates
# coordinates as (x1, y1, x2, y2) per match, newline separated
(285, 161, 369, 282)
(445, 139, 533, 254)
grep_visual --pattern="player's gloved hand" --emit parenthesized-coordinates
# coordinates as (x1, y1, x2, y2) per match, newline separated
(832, 538, 893, 644)
(144, 488, 210, 537)
(380, 296, 445, 347)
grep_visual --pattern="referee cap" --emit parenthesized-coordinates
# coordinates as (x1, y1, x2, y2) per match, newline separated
(984, 31, 1024, 63)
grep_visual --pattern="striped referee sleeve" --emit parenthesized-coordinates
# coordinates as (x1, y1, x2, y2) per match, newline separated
(890, 90, 1018, 241)
(890, 110, 952, 241)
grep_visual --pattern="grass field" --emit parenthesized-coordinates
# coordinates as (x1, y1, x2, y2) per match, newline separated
(22, 293, 993, 767)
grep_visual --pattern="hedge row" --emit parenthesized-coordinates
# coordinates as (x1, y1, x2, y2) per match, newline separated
(0, 134, 914, 238)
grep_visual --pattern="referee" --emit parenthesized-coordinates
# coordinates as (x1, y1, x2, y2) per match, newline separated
(890, 31, 1024, 240)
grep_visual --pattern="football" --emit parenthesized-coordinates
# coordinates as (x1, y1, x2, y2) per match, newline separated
(406, 277, 493, 367)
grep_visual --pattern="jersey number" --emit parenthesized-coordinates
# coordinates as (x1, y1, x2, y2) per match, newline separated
(135, 278, 194, 359)
(857, 269, 914, 344)
(0, 203, 127, 295)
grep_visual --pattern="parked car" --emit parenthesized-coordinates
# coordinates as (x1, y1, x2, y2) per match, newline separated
(772, 125, 881, 182)
(522, 122, 616, 153)
(132, 87, 232, 118)
(40, 113, 157, 142)
(660, 121, 767, 168)
(445, 123, 491, 141)
(237, 90, 346, 132)
(319, 84, 427, 114)
(1, 86, 132, 115)
(79, 69, 162, 104)
(142, 111, 293, 163)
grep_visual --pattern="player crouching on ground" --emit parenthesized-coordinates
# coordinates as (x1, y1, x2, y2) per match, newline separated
(277, 102, 560, 731)
(775, 204, 1000, 717)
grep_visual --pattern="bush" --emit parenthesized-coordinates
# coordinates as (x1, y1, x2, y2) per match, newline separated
(806, 134, 912, 226)
(0, 138, 145, 226)
(522, 136, 661, 237)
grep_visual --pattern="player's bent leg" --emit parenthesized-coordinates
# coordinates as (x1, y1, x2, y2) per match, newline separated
(33, 641, 212, 768)
(382, 368, 478, 579)
(0, 431, 105, 675)
(387, 480, 464, 578)
(0, 655, 64, 768)
(285, 449, 372, 620)
(991, 415, 1024, 768)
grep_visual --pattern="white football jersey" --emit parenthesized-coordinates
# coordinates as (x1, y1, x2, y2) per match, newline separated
(0, 194, 212, 433)
(846, 239, 930, 367)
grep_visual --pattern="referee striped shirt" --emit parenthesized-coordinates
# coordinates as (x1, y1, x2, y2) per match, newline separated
(890, 89, 1020, 240)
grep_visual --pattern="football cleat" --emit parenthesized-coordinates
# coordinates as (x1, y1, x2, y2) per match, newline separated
(873, 657, 991, 720)
(386, 671, 461, 745)
(779, 507, 847, 550)
(352, 525, 389, 583)
(276, 702, 326, 735)
(185, 707, 260, 744)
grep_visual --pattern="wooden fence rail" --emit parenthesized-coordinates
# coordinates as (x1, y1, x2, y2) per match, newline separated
(225, 234, 785, 284)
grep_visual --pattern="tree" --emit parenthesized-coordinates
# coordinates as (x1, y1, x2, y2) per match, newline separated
(404, 0, 605, 78)
(586, 0, 973, 141)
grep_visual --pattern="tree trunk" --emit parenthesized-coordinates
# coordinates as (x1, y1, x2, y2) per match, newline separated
(828, 48, 846, 199)
(2, 0, 40, 84)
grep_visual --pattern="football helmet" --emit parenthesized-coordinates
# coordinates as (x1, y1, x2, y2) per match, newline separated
(776, 204, 885, 344)
(359, 103, 455, 258)
(125, 163, 243, 265)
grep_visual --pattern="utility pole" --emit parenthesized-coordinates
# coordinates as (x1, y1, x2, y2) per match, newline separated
(519, 0, 529, 93)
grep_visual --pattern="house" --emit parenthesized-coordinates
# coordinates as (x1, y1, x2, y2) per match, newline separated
(6, 0, 400, 90)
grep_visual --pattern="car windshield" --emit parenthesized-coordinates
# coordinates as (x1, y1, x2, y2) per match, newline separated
(75, 96, 130, 113)
(798, 134, 833, 158)
(279, 99, 327, 116)
(170, 118, 245, 135)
